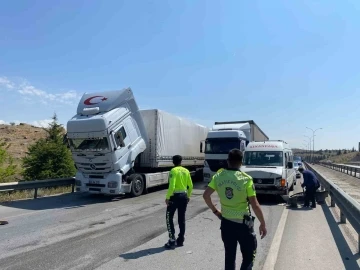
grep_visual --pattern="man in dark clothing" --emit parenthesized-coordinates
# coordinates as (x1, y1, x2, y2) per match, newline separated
(298, 167, 320, 208)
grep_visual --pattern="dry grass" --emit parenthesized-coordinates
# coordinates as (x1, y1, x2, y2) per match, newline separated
(0, 186, 73, 203)
(322, 152, 360, 164)
(0, 124, 47, 159)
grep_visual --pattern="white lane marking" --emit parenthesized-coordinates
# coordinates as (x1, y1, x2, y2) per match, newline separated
(262, 207, 289, 270)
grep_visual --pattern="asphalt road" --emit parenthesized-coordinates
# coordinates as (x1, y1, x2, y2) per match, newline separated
(0, 182, 287, 270)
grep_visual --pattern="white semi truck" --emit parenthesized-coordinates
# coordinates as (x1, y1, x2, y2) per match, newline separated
(66, 88, 209, 197)
(201, 120, 268, 182)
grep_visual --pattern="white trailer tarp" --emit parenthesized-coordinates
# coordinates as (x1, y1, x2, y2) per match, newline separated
(139, 109, 209, 168)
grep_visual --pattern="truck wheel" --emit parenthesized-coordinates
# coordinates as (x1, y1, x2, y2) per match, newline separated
(129, 174, 145, 197)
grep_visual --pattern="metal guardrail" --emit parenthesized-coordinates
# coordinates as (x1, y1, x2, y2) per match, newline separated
(0, 177, 75, 199)
(305, 162, 360, 252)
(318, 162, 360, 178)
(345, 162, 360, 166)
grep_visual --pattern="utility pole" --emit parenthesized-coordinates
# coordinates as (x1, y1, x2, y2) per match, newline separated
(302, 143, 308, 159)
(306, 127, 323, 163)
(304, 135, 312, 162)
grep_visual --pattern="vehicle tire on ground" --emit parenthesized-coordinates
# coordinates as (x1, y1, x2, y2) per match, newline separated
(129, 174, 145, 197)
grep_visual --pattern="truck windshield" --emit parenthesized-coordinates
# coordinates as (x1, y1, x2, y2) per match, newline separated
(205, 139, 240, 154)
(69, 137, 110, 152)
(244, 151, 283, 166)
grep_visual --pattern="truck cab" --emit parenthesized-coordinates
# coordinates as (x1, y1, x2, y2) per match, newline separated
(201, 124, 248, 183)
(66, 88, 147, 195)
(241, 140, 296, 195)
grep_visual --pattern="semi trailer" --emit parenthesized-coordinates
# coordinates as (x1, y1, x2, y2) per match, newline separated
(66, 88, 209, 197)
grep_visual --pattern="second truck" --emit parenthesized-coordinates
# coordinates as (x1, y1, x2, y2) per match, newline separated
(201, 120, 269, 182)
(66, 88, 209, 197)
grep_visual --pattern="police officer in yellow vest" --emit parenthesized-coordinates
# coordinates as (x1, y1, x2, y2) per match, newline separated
(164, 155, 193, 249)
(203, 149, 267, 270)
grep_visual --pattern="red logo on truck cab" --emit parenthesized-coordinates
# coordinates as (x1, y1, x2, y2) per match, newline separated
(84, 96, 108, 105)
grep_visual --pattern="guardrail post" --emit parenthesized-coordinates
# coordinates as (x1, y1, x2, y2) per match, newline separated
(34, 188, 38, 199)
(347, 166, 349, 174)
(71, 184, 75, 193)
(330, 197, 335, 207)
(340, 210, 346, 223)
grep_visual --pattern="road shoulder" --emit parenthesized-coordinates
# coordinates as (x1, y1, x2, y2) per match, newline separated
(274, 203, 347, 270)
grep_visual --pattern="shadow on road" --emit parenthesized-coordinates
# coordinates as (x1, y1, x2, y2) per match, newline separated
(321, 203, 360, 269)
(257, 194, 285, 206)
(0, 180, 206, 211)
(120, 246, 166, 260)
(286, 205, 314, 211)
(0, 192, 125, 211)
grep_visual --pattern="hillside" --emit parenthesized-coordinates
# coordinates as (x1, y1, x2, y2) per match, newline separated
(322, 152, 360, 164)
(292, 148, 360, 164)
(0, 124, 48, 181)
(0, 124, 48, 160)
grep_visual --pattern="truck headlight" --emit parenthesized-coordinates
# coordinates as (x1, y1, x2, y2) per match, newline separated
(108, 181, 118, 188)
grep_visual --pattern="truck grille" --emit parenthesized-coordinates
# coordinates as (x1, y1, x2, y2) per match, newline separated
(206, 159, 228, 172)
(253, 178, 274, 184)
(76, 162, 111, 172)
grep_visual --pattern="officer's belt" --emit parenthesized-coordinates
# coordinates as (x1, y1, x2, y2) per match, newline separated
(174, 191, 187, 194)
(224, 217, 244, 224)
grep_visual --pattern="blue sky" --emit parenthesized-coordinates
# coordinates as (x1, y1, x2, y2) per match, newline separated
(1, 0, 360, 150)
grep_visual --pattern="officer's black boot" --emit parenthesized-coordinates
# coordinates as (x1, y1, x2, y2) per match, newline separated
(176, 236, 185, 246)
(164, 239, 176, 249)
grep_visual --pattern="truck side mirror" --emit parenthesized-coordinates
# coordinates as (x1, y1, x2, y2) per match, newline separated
(200, 142, 203, 153)
(287, 162, 293, 169)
